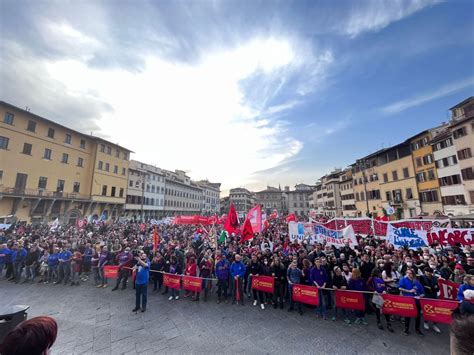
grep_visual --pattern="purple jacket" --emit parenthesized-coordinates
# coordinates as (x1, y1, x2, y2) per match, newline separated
(310, 266, 328, 287)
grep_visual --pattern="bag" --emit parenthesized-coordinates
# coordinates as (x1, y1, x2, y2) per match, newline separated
(372, 293, 384, 307)
(387, 286, 400, 295)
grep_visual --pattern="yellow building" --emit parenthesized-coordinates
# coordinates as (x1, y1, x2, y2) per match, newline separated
(377, 141, 421, 219)
(0, 101, 131, 223)
(352, 150, 384, 217)
(408, 130, 443, 215)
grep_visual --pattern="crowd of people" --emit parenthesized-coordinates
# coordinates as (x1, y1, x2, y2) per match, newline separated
(1, 216, 473, 337)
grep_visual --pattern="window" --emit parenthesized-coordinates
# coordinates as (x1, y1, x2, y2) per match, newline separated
(452, 126, 467, 139)
(360, 192, 365, 201)
(442, 195, 466, 205)
(105, 163, 110, 171)
(102, 185, 107, 196)
(416, 172, 426, 182)
(0, 170, 3, 181)
(392, 171, 398, 181)
(115, 149, 120, 158)
(420, 190, 439, 203)
(123, 151, 128, 160)
(38, 177, 47, 189)
(385, 191, 392, 201)
(64, 134, 72, 144)
(423, 154, 433, 165)
(383, 173, 388, 183)
(43, 148, 52, 160)
(22, 143, 32, 155)
(80, 139, 86, 149)
(73, 182, 80, 193)
(27, 120, 36, 132)
(433, 138, 453, 151)
(113, 165, 118, 174)
(458, 148, 472, 160)
(47, 128, 55, 138)
(107, 146, 111, 155)
(98, 161, 103, 170)
(403, 168, 409, 179)
(119, 188, 124, 197)
(100, 144, 105, 152)
(436, 155, 458, 168)
(111, 186, 116, 197)
(129, 180, 133, 187)
(416, 157, 422, 167)
(3, 112, 14, 125)
(461, 167, 474, 180)
(439, 174, 462, 186)
(470, 191, 474, 204)
(61, 153, 69, 164)
(122, 168, 126, 176)
(57, 179, 65, 192)
(393, 189, 403, 203)
(427, 169, 436, 180)
(406, 188, 413, 199)
(77, 157, 84, 167)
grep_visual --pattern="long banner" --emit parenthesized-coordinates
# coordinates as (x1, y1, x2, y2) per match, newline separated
(288, 222, 358, 248)
(386, 224, 428, 250)
(292, 284, 319, 306)
(182, 276, 202, 292)
(163, 273, 181, 290)
(334, 290, 365, 310)
(382, 294, 417, 317)
(103, 266, 120, 279)
(438, 278, 460, 300)
(427, 228, 474, 246)
(419, 298, 459, 324)
(251, 276, 274, 294)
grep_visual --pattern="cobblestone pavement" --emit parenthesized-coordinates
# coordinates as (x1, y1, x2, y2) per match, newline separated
(1, 278, 450, 355)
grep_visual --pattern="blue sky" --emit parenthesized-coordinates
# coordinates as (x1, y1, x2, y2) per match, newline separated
(1, 0, 473, 194)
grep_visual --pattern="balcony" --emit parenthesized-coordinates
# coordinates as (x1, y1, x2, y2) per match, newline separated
(0, 187, 90, 201)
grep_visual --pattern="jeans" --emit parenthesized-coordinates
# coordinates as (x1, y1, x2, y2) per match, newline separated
(98, 266, 107, 285)
(331, 292, 349, 319)
(316, 289, 328, 317)
(58, 262, 71, 284)
(5, 263, 14, 279)
(25, 265, 36, 281)
(273, 281, 285, 305)
(116, 269, 130, 289)
(246, 274, 253, 295)
(93, 267, 100, 284)
(217, 279, 228, 300)
(0, 263, 4, 278)
(14, 262, 24, 282)
(171, 287, 180, 298)
(152, 272, 162, 290)
(48, 265, 58, 282)
(135, 283, 148, 309)
(405, 299, 422, 331)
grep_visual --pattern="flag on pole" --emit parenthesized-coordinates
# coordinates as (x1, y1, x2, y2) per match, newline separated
(50, 218, 59, 231)
(246, 205, 262, 233)
(224, 203, 239, 234)
(285, 214, 297, 223)
(153, 227, 159, 252)
(219, 230, 228, 244)
(240, 217, 254, 243)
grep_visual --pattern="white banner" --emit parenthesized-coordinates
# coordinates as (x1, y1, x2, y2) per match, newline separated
(386, 224, 428, 250)
(313, 225, 358, 249)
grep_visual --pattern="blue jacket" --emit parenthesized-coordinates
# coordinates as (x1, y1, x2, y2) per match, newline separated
(230, 261, 246, 278)
(457, 284, 474, 301)
(0, 247, 11, 264)
(135, 260, 150, 285)
(216, 259, 230, 281)
(15, 248, 27, 263)
(48, 253, 59, 267)
(83, 248, 93, 263)
(310, 266, 328, 287)
(399, 276, 425, 297)
(59, 250, 72, 263)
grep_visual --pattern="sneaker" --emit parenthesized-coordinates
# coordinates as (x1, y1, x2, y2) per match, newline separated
(260, 304, 265, 310)
(403, 330, 409, 336)
(132, 308, 139, 312)
(44, 281, 49, 284)
(168, 296, 173, 301)
(175, 296, 179, 300)
(103, 284, 108, 288)
(423, 322, 429, 330)
(433, 325, 441, 334)
(331, 316, 336, 322)
(354, 318, 361, 325)
(343, 318, 351, 325)
(97, 284, 102, 288)
(253, 300, 258, 306)
(416, 330, 424, 337)
(361, 318, 369, 326)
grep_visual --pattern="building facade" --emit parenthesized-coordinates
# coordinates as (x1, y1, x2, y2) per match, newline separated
(449, 97, 474, 214)
(319, 170, 344, 218)
(0, 101, 131, 224)
(196, 180, 221, 215)
(229, 187, 254, 218)
(163, 170, 203, 216)
(124, 160, 166, 220)
(377, 142, 421, 219)
(284, 184, 314, 216)
(255, 186, 283, 215)
(339, 168, 357, 217)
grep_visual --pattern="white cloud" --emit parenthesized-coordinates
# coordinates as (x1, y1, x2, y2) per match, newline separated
(381, 77, 474, 114)
(343, 0, 442, 37)
(41, 36, 322, 190)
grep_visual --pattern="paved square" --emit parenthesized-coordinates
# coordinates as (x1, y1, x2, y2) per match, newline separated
(1, 279, 450, 354)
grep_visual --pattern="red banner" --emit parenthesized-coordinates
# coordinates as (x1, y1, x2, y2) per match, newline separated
(427, 228, 474, 246)
(438, 278, 460, 300)
(103, 265, 119, 279)
(182, 276, 202, 292)
(163, 273, 181, 290)
(292, 284, 319, 306)
(382, 294, 417, 317)
(173, 215, 215, 225)
(420, 298, 459, 324)
(335, 290, 365, 310)
(251, 275, 274, 294)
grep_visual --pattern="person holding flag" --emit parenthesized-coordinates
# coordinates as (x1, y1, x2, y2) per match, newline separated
(230, 254, 246, 305)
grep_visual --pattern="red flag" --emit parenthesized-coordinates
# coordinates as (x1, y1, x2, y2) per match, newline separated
(251, 275, 274, 294)
(285, 214, 297, 223)
(420, 298, 459, 324)
(292, 284, 319, 306)
(224, 204, 239, 234)
(240, 218, 254, 243)
(335, 290, 365, 310)
(153, 227, 159, 252)
(183, 276, 203, 293)
(382, 294, 417, 317)
(438, 278, 460, 300)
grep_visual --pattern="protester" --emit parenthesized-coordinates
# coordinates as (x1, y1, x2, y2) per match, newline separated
(331, 266, 350, 324)
(287, 260, 303, 315)
(310, 258, 328, 320)
(348, 268, 368, 325)
(399, 269, 425, 336)
(420, 266, 441, 333)
(133, 251, 150, 312)
(230, 254, 246, 305)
